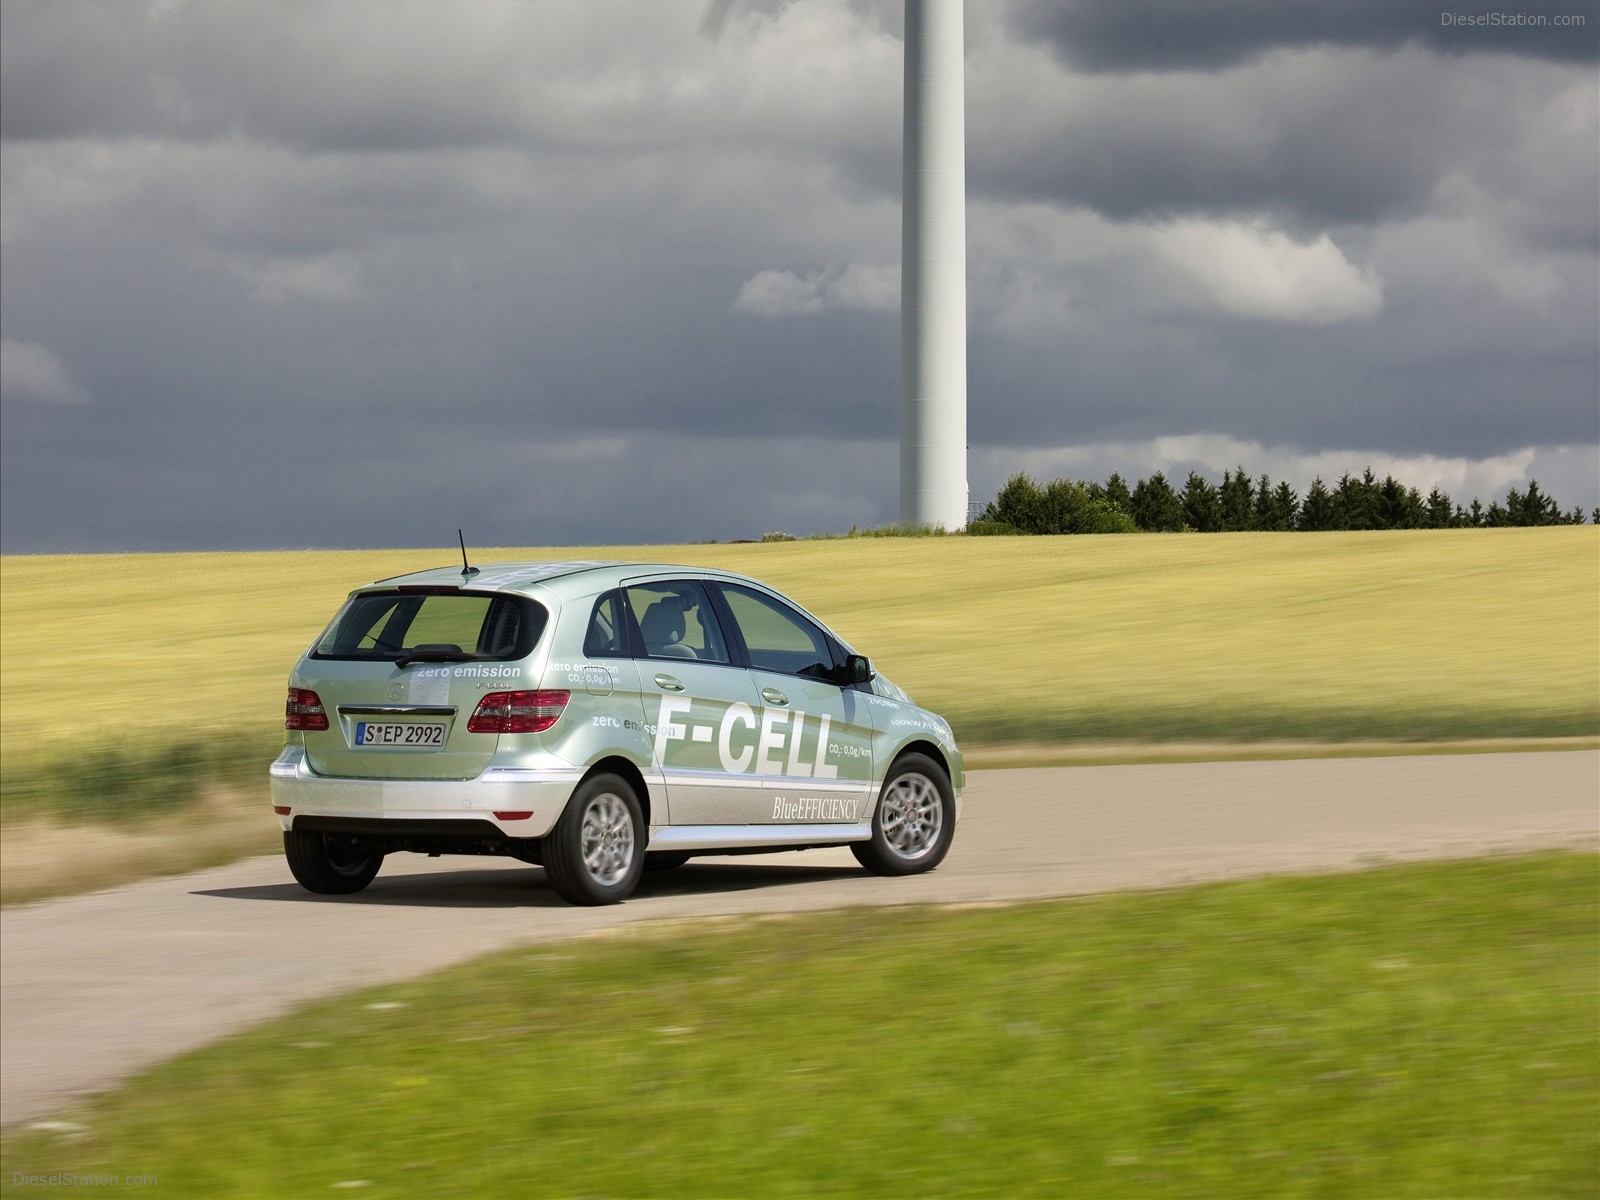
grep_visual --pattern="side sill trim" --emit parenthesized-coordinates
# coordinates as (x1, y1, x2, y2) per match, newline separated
(648, 822, 871, 851)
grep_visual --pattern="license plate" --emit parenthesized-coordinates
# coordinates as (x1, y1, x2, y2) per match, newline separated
(355, 721, 446, 747)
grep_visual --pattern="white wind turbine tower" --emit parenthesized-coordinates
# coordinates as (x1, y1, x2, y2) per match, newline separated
(704, 0, 969, 529)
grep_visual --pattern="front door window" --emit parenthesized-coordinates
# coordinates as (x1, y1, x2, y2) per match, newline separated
(713, 583, 875, 822)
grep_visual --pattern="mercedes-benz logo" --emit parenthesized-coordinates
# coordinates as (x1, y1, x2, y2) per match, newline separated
(388, 683, 405, 701)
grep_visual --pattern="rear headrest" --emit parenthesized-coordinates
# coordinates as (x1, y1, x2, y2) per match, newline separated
(640, 600, 686, 647)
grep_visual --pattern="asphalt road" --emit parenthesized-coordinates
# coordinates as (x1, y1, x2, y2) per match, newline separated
(3, 752, 1596, 1126)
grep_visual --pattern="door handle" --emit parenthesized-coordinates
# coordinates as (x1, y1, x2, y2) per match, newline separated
(654, 674, 685, 692)
(761, 687, 789, 706)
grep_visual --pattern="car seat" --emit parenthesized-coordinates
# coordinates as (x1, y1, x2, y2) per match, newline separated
(640, 599, 697, 658)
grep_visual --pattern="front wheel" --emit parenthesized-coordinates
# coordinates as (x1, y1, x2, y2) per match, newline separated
(283, 830, 383, 895)
(851, 753, 955, 877)
(543, 773, 645, 905)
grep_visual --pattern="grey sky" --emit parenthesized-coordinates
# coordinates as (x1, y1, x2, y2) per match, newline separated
(2, 0, 1596, 552)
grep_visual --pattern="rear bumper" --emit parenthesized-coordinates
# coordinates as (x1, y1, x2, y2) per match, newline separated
(268, 745, 579, 838)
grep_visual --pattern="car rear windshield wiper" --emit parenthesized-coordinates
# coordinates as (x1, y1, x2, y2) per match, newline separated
(394, 645, 487, 668)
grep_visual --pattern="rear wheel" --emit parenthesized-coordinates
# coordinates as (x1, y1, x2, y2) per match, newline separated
(544, 774, 645, 905)
(851, 753, 955, 877)
(283, 830, 383, 895)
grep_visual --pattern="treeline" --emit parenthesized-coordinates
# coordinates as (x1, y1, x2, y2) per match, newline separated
(974, 467, 1595, 535)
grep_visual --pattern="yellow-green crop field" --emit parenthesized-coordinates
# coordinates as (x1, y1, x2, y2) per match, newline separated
(2, 529, 1596, 776)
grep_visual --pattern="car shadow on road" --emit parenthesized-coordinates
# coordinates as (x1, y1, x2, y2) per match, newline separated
(191, 860, 864, 909)
(636, 861, 863, 900)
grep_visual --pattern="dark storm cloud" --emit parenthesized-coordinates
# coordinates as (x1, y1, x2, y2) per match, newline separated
(0, 1, 510, 148)
(0, 156, 903, 555)
(0, 386, 904, 553)
(967, 288, 1599, 458)
(970, 52, 1473, 225)
(0, 0, 885, 156)
(1009, 0, 1599, 73)
(968, 32, 1597, 233)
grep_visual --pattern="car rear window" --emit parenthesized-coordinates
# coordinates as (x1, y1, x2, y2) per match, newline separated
(311, 590, 547, 662)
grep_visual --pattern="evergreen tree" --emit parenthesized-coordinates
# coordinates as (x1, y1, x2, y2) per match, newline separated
(1298, 477, 1339, 531)
(1247, 474, 1298, 532)
(980, 465, 1582, 535)
(1103, 472, 1133, 517)
(1270, 480, 1300, 530)
(1181, 471, 1224, 532)
(1425, 487, 1454, 529)
(1130, 472, 1186, 532)
(1219, 466, 1255, 531)
(1251, 474, 1276, 529)
(1511, 480, 1560, 526)
(1398, 484, 1427, 529)
(1378, 475, 1423, 529)
(1336, 468, 1382, 530)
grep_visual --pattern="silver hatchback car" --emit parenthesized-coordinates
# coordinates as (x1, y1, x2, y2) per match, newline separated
(271, 561, 962, 904)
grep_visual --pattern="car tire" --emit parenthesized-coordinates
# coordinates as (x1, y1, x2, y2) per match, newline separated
(544, 773, 646, 905)
(643, 851, 692, 872)
(851, 753, 955, 877)
(283, 830, 383, 895)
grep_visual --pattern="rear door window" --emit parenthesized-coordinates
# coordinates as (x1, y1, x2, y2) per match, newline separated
(312, 591, 545, 661)
(623, 581, 730, 664)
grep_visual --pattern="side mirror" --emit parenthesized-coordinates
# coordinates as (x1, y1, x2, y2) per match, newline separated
(840, 654, 874, 686)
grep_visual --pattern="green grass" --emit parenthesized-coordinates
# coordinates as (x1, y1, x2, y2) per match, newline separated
(2, 530, 1595, 825)
(799, 521, 957, 538)
(0, 731, 279, 826)
(4, 853, 1595, 1198)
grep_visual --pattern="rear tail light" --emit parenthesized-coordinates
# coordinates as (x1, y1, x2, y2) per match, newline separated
(469, 689, 569, 734)
(285, 688, 329, 731)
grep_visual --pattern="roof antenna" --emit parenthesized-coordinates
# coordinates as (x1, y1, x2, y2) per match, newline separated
(458, 529, 479, 578)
